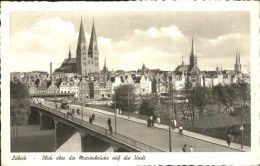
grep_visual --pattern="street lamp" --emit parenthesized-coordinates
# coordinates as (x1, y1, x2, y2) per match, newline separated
(168, 82, 173, 152)
(128, 87, 130, 119)
(239, 81, 247, 149)
(114, 92, 117, 133)
(81, 78, 83, 120)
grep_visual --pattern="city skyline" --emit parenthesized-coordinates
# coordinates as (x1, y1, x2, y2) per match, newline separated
(10, 11, 250, 73)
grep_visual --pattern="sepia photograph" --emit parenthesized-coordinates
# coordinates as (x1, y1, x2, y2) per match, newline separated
(1, 1, 260, 165)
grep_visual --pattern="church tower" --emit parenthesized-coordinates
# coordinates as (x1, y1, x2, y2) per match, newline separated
(234, 49, 242, 73)
(189, 36, 197, 69)
(102, 56, 107, 74)
(76, 18, 88, 75)
(68, 46, 71, 59)
(88, 20, 99, 73)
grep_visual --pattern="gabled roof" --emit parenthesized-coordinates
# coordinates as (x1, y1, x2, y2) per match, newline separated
(135, 76, 141, 83)
(62, 58, 77, 64)
(175, 65, 190, 74)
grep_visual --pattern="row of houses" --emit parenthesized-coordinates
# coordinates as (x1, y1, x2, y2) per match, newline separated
(26, 73, 153, 100)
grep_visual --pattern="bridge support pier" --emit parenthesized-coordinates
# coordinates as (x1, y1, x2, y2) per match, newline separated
(39, 112, 55, 130)
(39, 112, 43, 130)
(81, 134, 115, 152)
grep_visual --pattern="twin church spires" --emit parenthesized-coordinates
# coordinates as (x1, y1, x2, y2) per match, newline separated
(68, 18, 99, 75)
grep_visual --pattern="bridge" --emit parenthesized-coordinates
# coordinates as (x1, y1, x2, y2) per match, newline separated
(30, 103, 162, 152)
(29, 102, 245, 152)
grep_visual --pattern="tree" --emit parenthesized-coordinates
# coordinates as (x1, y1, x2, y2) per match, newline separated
(10, 81, 29, 101)
(112, 84, 136, 112)
(187, 86, 210, 125)
(188, 86, 210, 112)
(139, 97, 156, 116)
(10, 81, 30, 126)
(212, 84, 230, 112)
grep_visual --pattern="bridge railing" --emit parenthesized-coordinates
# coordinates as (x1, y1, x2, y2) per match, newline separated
(31, 103, 163, 152)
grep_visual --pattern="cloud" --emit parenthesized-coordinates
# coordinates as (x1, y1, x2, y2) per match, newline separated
(10, 17, 250, 73)
(99, 24, 189, 71)
(10, 17, 80, 72)
(197, 33, 250, 71)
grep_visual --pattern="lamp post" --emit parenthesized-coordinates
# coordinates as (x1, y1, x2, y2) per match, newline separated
(168, 82, 172, 152)
(240, 82, 246, 149)
(81, 79, 83, 120)
(114, 92, 117, 133)
(192, 85, 195, 126)
(128, 87, 130, 119)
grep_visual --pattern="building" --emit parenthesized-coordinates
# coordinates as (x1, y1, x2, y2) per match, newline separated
(234, 49, 242, 74)
(174, 36, 200, 77)
(55, 18, 99, 75)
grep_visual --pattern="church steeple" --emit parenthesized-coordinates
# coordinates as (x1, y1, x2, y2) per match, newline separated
(77, 18, 86, 50)
(68, 46, 71, 59)
(88, 19, 98, 58)
(191, 36, 195, 58)
(103, 56, 107, 72)
(190, 35, 197, 69)
(76, 18, 87, 75)
(88, 18, 99, 73)
(182, 54, 184, 65)
(234, 48, 242, 73)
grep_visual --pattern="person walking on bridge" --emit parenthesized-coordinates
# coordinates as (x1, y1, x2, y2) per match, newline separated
(227, 133, 232, 146)
(89, 116, 93, 124)
(107, 118, 111, 128)
(182, 144, 188, 152)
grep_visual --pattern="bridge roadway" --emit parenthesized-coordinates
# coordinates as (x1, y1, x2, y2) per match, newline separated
(41, 101, 238, 152)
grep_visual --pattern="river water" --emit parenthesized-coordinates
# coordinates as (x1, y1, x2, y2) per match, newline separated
(11, 124, 55, 152)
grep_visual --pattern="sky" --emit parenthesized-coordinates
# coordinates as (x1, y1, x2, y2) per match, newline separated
(10, 11, 250, 73)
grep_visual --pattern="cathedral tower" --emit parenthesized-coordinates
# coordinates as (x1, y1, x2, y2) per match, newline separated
(234, 49, 242, 73)
(189, 36, 197, 69)
(76, 18, 88, 75)
(88, 20, 99, 73)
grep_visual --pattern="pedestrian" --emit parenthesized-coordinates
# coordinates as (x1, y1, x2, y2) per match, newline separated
(227, 133, 232, 146)
(89, 116, 93, 124)
(151, 119, 154, 128)
(189, 146, 194, 152)
(157, 116, 161, 125)
(109, 126, 113, 135)
(55, 103, 58, 110)
(153, 114, 157, 122)
(72, 109, 75, 116)
(171, 119, 174, 129)
(66, 110, 70, 117)
(92, 114, 95, 121)
(147, 119, 149, 128)
(182, 144, 188, 152)
(107, 118, 111, 127)
(179, 126, 183, 136)
(77, 109, 80, 115)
